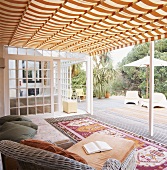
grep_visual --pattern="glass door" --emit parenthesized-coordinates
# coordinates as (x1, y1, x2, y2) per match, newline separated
(9, 59, 51, 115)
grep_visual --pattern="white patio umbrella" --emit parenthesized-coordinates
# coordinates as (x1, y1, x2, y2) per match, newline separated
(124, 56, 167, 98)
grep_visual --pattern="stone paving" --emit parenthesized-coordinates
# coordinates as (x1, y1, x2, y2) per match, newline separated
(78, 96, 167, 146)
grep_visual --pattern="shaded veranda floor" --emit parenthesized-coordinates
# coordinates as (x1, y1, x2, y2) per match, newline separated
(78, 96, 167, 146)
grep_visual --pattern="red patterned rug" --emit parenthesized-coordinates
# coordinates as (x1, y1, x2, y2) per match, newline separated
(46, 116, 167, 170)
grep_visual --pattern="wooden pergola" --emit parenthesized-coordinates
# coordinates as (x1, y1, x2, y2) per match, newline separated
(1, 0, 167, 136)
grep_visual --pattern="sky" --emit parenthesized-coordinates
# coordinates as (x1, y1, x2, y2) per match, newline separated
(110, 45, 134, 68)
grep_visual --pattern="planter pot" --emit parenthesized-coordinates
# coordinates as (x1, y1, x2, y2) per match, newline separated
(105, 92, 110, 98)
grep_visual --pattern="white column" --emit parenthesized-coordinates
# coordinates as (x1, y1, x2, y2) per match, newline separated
(69, 66, 72, 100)
(149, 41, 154, 136)
(86, 57, 90, 113)
(90, 56, 93, 115)
(57, 60, 62, 113)
(50, 60, 54, 115)
(86, 55, 93, 115)
(0, 45, 5, 116)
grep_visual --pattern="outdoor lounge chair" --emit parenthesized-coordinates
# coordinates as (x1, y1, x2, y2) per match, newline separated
(124, 91, 140, 105)
(75, 88, 86, 102)
(141, 92, 167, 108)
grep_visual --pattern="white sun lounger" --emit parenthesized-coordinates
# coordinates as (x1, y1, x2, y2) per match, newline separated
(141, 92, 167, 108)
(124, 91, 140, 105)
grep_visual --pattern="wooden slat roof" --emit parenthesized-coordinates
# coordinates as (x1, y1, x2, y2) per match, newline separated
(1, 0, 167, 56)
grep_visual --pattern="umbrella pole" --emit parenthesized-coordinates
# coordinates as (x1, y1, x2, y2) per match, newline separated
(146, 66, 149, 98)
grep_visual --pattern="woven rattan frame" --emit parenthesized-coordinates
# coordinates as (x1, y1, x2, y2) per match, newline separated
(0, 140, 94, 170)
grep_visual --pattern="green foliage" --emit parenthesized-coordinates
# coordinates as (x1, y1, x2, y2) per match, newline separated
(71, 63, 82, 77)
(115, 39, 167, 97)
(93, 53, 116, 99)
(71, 63, 86, 93)
(72, 70, 86, 88)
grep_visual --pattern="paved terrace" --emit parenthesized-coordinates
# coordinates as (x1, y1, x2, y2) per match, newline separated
(78, 96, 167, 146)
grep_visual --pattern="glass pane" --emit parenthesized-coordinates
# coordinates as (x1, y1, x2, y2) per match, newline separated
(44, 97, 51, 104)
(28, 97, 35, 105)
(18, 48, 26, 55)
(44, 88, 50, 95)
(18, 60, 23, 69)
(44, 105, 51, 113)
(44, 61, 50, 69)
(43, 70, 50, 79)
(8, 47, 17, 54)
(18, 70, 24, 78)
(37, 88, 43, 96)
(28, 60, 35, 68)
(52, 51, 59, 57)
(28, 88, 39, 96)
(20, 107, 27, 115)
(10, 108, 18, 115)
(9, 70, 16, 79)
(20, 98, 27, 106)
(9, 60, 16, 69)
(43, 79, 50, 86)
(54, 89, 58, 95)
(28, 107, 36, 114)
(54, 95, 58, 103)
(22, 61, 27, 69)
(10, 89, 18, 98)
(35, 49, 42, 56)
(43, 50, 51, 56)
(54, 104, 58, 112)
(37, 106, 43, 114)
(20, 89, 27, 97)
(28, 83, 35, 88)
(19, 89, 23, 97)
(18, 78, 25, 87)
(9, 80, 16, 88)
(27, 48, 34, 56)
(10, 99, 18, 107)
(37, 97, 43, 105)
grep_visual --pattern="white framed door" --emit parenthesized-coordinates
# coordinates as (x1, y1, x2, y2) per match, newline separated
(9, 59, 52, 115)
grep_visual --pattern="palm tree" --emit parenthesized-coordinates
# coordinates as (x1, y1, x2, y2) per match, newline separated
(93, 53, 116, 99)
(71, 63, 82, 77)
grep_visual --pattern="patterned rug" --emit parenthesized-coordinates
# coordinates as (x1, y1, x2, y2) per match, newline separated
(46, 115, 167, 170)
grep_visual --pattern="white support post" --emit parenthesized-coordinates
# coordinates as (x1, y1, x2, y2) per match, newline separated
(90, 56, 93, 115)
(86, 55, 93, 115)
(0, 45, 5, 116)
(69, 65, 72, 100)
(57, 61, 62, 113)
(86, 57, 90, 114)
(50, 59, 54, 115)
(149, 41, 154, 136)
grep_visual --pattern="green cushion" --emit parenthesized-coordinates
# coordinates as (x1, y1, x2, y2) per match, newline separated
(11, 121, 38, 130)
(0, 122, 37, 142)
(0, 115, 31, 125)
